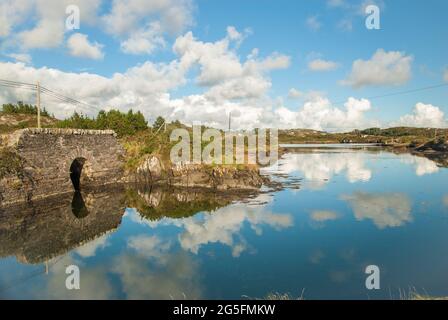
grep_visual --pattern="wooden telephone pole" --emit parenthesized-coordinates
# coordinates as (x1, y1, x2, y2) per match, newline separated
(37, 81, 41, 129)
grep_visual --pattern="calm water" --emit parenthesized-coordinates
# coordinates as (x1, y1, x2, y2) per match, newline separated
(1, 147, 448, 299)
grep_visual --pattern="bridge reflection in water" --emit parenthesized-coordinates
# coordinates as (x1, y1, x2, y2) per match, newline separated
(0, 184, 253, 266)
(0, 187, 127, 265)
(0, 183, 261, 298)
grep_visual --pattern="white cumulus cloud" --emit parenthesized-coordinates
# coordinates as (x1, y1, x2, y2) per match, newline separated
(308, 59, 339, 72)
(288, 88, 302, 99)
(5, 53, 32, 64)
(120, 22, 166, 55)
(342, 49, 412, 88)
(67, 33, 104, 60)
(295, 96, 373, 131)
(306, 15, 321, 31)
(102, 0, 193, 54)
(13, 0, 101, 49)
(394, 103, 446, 128)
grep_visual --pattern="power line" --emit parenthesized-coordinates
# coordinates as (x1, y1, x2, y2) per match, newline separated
(0, 80, 37, 92)
(0, 79, 100, 112)
(40, 87, 99, 111)
(1, 78, 447, 117)
(0, 79, 37, 88)
(332, 83, 448, 105)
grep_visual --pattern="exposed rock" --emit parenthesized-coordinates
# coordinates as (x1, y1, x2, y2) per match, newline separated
(168, 164, 266, 190)
(415, 139, 448, 153)
(136, 155, 164, 182)
(130, 155, 267, 190)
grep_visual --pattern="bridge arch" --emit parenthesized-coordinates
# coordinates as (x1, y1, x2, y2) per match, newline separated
(70, 157, 86, 191)
(5, 128, 125, 203)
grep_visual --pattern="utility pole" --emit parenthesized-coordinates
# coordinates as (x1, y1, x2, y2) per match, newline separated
(37, 81, 41, 129)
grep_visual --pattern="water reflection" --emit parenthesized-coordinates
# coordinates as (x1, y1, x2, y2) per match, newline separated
(399, 154, 440, 176)
(262, 151, 372, 189)
(71, 191, 90, 219)
(0, 187, 126, 264)
(117, 244, 202, 299)
(128, 188, 293, 258)
(310, 210, 340, 222)
(1, 147, 448, 299)
(125, 185, 254, 221)
(341, 192, 412, 229)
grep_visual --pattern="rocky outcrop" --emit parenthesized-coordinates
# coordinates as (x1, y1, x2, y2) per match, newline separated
(132, 155, 267, 190)
(415, 139, 448, 153)
(169, 163, 266, 190)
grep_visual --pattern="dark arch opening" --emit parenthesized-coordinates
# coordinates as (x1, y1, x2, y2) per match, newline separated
(70, 158, 86, 191)
(71, 191, 90, 219)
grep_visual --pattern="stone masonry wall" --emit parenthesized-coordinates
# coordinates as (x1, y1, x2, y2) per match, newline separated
(1, 128, 125, 205)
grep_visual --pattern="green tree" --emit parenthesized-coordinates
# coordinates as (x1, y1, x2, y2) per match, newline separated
(56, 109, 148, 137)
(153, 116, 166, 131)
(1, 102, 50, 117)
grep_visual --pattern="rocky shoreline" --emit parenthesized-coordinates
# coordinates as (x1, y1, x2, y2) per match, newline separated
(0, 129, 269, 206)
(2, 127, 446, 207)
(129, 155, 267, 191)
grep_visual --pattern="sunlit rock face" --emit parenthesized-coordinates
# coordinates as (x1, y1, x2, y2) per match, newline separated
(133, 156, 266, 190)
(0, 186, 126, 264)
(136, 155, 164, 182)
(0, 128, 125, 205)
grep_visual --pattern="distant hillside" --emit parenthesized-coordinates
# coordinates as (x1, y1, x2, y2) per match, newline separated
(279, 127, 448, 146)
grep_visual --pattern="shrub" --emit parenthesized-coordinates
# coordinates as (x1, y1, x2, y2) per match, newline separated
(57, 109, 148, 137)
(1, 101, 50, 117)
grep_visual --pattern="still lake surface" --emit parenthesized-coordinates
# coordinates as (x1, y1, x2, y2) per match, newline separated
(1, 145, 448, 299)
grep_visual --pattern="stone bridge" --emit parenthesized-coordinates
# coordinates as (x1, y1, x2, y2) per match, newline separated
(1, 128, 125, 205)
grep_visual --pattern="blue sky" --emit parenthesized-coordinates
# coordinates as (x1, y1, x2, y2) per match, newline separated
(0, 0, 447, 130)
